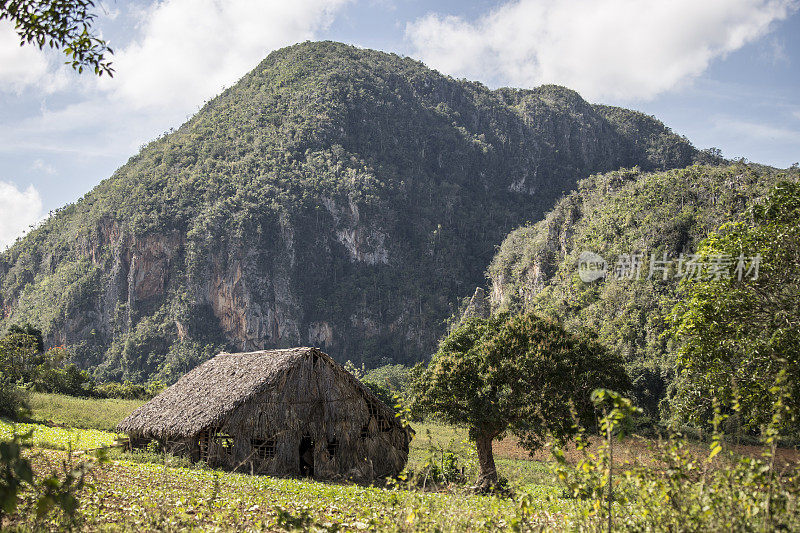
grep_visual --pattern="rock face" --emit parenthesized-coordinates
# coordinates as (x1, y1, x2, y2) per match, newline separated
(0, 41, 699, 381)
(461, 288, 490, 322)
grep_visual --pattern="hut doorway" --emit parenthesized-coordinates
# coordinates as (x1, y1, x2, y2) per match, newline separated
(299, 436, 314, 477)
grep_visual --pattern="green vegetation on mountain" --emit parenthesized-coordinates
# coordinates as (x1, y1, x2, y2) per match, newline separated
(670, 181, 800, 429)
(0, 41, 700, 381)
(488, 163, 800, 420)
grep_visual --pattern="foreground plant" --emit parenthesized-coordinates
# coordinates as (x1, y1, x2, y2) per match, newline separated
(0, 429, 107, 528)
(0, 0, 114, 75)
(0, 432, 33, 523)
(552, 389, 800, 532)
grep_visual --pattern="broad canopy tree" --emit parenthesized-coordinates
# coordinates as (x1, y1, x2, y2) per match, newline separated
(412, 312, 629, 489)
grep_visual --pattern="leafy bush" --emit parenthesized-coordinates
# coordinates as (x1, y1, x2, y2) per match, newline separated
(33, 363, 94, 397)
(0, 431, 107, 527)
(92, 380, 166, 400)
(0, 331, 40, 383)
(489, 164, 800, 425)
(0, 326, 166, 402)
(0, 335, 95, 398)
(362, 364, 412, 393)
(0, 374, 29, 420)
(346, 361, 412, 410)
(0, 433, 33, 521)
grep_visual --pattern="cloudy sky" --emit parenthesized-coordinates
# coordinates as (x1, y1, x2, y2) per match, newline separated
(1, 0, 799, 248)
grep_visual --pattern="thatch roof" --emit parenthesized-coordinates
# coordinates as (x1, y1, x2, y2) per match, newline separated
(117, 347, 395, 439)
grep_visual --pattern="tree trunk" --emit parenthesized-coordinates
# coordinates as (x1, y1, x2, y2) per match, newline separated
(475, 433, 498, 491)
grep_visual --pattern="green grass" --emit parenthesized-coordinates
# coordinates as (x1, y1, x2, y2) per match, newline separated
(12, 449, 568, 531)
(0, 397, 571, 530)
(0, 420, 121, 450)
(23, 397, 556, 488)
(28, 392, 144, 431)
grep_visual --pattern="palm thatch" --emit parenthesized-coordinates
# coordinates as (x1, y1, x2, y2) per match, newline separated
(117, 347, 412, 481)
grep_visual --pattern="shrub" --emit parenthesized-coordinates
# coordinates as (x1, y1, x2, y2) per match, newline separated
(669, 181, 800, 431)
(362, 364, 412, 393)
(93, 380, 166, 400)
(33, 364, 94, 397)
(0, 431, 107, 528)
(0, 374, 29, 420)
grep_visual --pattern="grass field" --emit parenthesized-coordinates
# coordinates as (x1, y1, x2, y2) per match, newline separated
(0, 411, 567, 530)
(0, 397, 568, 530)
(4, 396, 799, 531)
(28, 392, 144, 431)
(10, 448, 567, 531)
(0, 420, 121, 450)
(22, 394, 553, 487)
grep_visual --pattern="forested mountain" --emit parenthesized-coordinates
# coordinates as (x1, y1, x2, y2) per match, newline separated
(487, 163, 800, 417)
(0, 41, 701, 382)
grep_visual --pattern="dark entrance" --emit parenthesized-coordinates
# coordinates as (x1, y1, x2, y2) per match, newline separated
(299, 436, 314, 477)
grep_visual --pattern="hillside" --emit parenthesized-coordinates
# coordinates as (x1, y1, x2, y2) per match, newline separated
(0, 41, 701, 381)
(487, 163, 800, 417)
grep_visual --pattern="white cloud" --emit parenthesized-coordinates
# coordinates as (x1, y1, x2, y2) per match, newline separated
(761, 37, 790, 65)
(0, 22, 75, 94)
(0, 0, 354, 195)
(2, 0, 352, 143)
(0, 23, 50, 93)
(101, 0, 351, 110)
(406, 0, 798, 101)
(716, 117, 800, 143)
(0, 181, 43, 249)
(30, 159, 56, 175)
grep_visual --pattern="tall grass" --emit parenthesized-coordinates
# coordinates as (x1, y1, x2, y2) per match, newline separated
(28, 392, 144, 431)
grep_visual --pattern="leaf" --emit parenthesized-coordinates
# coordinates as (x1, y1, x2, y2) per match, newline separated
(708, 442, 722, 461)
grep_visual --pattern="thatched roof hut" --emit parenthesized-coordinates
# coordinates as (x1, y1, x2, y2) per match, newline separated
(117, 347, 412, 481)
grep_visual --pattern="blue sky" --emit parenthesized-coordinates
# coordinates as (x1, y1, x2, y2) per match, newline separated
(0, 0, 798, 248)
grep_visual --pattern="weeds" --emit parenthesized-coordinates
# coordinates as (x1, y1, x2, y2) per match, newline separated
(0, 430, 108, 530)
(550, 389, 800, 532)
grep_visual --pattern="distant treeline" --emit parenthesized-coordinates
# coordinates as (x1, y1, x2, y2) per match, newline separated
(0, 325, 165, 419)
